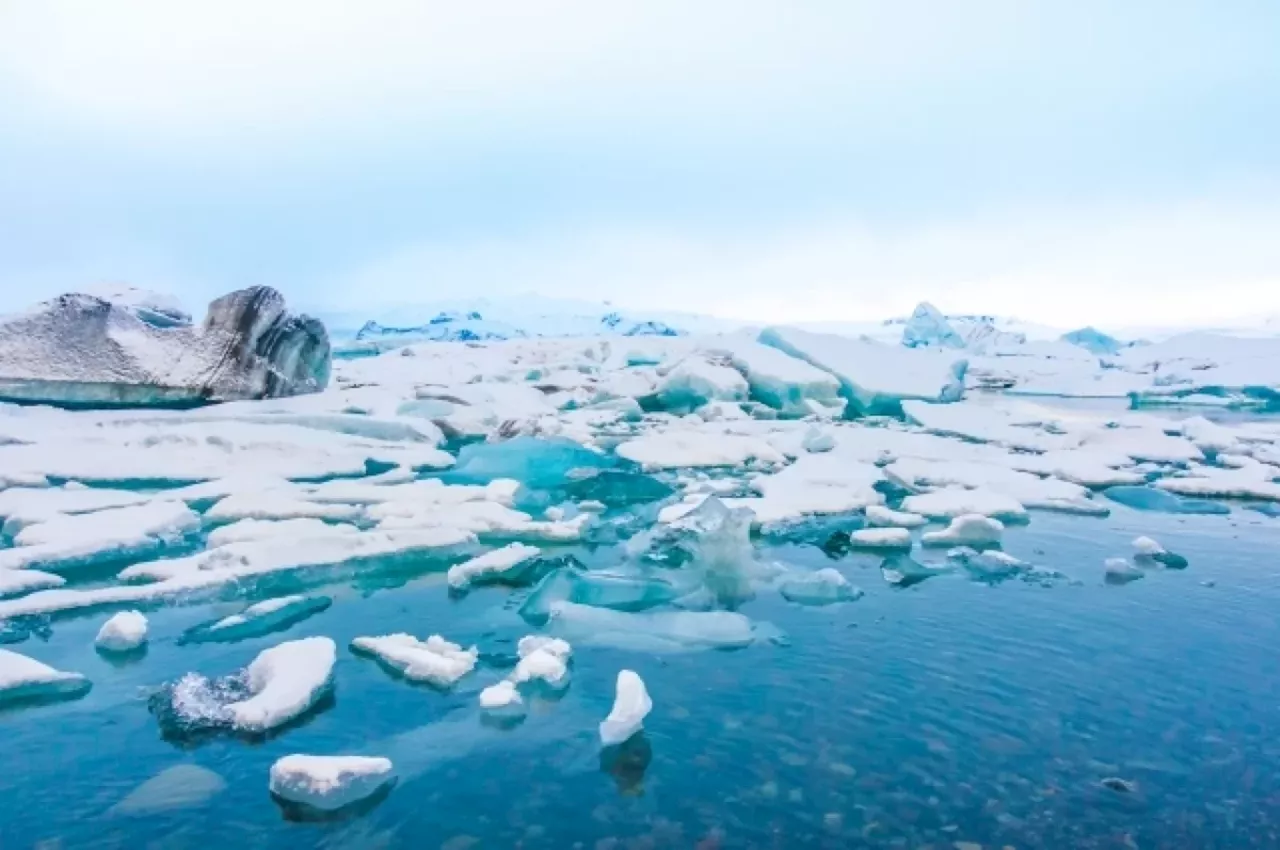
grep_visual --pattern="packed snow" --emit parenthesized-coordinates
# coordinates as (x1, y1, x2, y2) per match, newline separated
(0, 649, 91, 705)
(351, 634, 478, 688)
(95, 610, 148, 652)
(226, 637, 337, 733)
(269, 755, 394, 812)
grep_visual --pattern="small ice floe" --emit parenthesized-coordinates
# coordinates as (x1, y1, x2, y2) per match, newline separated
(226, 637, 337, 733)
(599, 670, 652, 747)
(921, 514, 1004, 547)
(510, 642, 571, 690)
(517, 635, 573, 661)
(1132, 535, 1189, 569)
(947, 547, 1028, 581)
(478, 680, 524, 715)
(181, 595, 332, 644)
(778, 568, 863, 606)
(110, 764, 227, 816)
(864, 505, 927, 528)
(902, 488, 1027, 523)
(879, 554, 950, 588)
(1103, 485, 1229, 515)
(350, 634, 478, 688)
(95, 610, 148, 653)
(269, 754, 394, 814)
(446, 543, 542, 590)
(0, 568, 64, 600)
(1105, 557, 1144, 584)
(0, 648, 91, 706)
(848, 527, 913, 550)
(545, 601, 757, 653)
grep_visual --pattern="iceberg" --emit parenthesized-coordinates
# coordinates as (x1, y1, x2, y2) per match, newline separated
(180, 595, 332, 644)
(350, 634, 478, 688)
(519, 567, 681, 624)
(650, 355, 748, 413)
(777, 568, 863, 605)
(510, 647, 570, 690)
(599, 670, 652, 747)
(0, 286, 330, 407)
(707, 337, 844, 417)
(446, 436, 613, 489)
(758, 326, 968, 416)
(901, 488, 1028, 522)
(901, 302, 966, 349)
(269, 754, 394, 813)
(478, 680, 525, 721)
(920, 514, 1004, 547)
(95, 610, 148, 653)
(0, 648, 91, 706)
(86, 284, 192, 328)
(1105, 557, 1144, 584)
(563, 470, 675, 506)
(226, 637, 337, 733)
(879, 554, 950, 587)
(1061, 326, 1123, 355)
(948, 546, 1029, 581)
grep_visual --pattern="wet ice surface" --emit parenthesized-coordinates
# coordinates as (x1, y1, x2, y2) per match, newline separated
(3, 336, 1280, 847)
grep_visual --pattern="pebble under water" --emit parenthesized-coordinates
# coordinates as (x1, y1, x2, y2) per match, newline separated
(3, 501, 1280, 850)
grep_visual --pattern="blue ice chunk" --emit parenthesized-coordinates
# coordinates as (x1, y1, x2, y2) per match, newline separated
(519, 566, 680, 625)
(901, 302, 966, 349)
(443, 437, 614, 490)
(1061, 326, 1123, 355)
(179, 595, 333, 644)
(564, 470, 674, 507)
(1103, 486, 1231, 515)
(880, 554, 950, 587)
(778, 568, 863, 605)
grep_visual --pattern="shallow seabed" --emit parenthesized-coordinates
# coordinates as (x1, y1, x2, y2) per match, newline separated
(3, 503, 1279, 850)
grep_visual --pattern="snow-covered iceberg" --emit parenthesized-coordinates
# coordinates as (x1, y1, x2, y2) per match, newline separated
(269, 754, 394, 813)
(226, 637, 337, 733)
(0, 286, 330, 407)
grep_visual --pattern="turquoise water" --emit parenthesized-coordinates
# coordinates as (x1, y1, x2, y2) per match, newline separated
(3, 504, 1280, 848)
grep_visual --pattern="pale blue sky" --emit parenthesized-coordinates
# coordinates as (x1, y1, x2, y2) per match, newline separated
(2, 1, 1278, 326)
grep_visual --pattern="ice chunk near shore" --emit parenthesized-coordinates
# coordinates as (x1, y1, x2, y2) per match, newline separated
(510, 647, 570, 690)
(921, 514, 1004, 547)
(849, 527, 913, 550)
(95, 610, 148, 653)
(758, 326, 967, 416)
(109, 764, 227, 817)
(181, 595, 332, 644)
(1105, 557, 1144, 584)
(350, 634, 478, 688)
(600, 670, 652, 747)
(269, 755, 394, 813)
(0, 568, 65, 599)
(447, 543, 542, 590)
(778, 568, 863, 605)
(226, 637, 336, 733)
(0, 648, 91, 705)
(902, 488, 1027, 522)
(1132, 536, 1189, 569)
(865, 505, 927, 528)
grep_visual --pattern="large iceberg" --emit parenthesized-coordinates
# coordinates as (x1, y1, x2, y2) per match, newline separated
(758, 326, 967, 416)
(0, 286, 330, 407)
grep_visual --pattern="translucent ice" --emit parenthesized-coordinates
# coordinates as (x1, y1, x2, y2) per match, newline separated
(1103, 486, 1230, 515)
(447, 543, 542, 590)
(778, 568, 863, 605)
(547, 601, 756, 653)
(599, 670, 652, 747)
(0, 648, 91, 706)
(518, 567, 681, 624)
(652, 355, 748, 414)
(110, 764, 227, 816)
(563, 470, 675, 506)
(901, 302, 966, 349)
(350, 633, 478, 688)
(1061, 326, 1123, 355)
(446, 436, 612, 489)
(226, 637, 337, 733)
(180, 595, 333, 644)
(880, 554, 950, 587)
(95, 610, 148, 653)
(269, 754, 394, 813)
(948, 546, 1028, 581)
(1105, 557, 1144, 584)
(708, 337, 844, 417)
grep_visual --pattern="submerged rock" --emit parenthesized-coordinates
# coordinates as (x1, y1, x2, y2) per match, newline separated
(0, 286, 330, 407)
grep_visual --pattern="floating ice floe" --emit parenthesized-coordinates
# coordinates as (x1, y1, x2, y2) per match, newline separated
(204, 492, 364, 524)
(653, 355, 748, 413)
(226, 637, 336, 733)
(510, 647, 570, 689)
(599, 670, 652, 747)
(707, 337, 844, 417)
(616, 430, 784, 469)
(181, 595, 333, 644)
(880, 554, 951, 587)
(269, 754, 394, 813)
(0, 648, 91, 706)
(95, 610, 148, 652)
(902, 488, 1027, 522)
(0, 568, 65, 599)
(0, 484, 152, 536)
(447, 543, 542, 590)
(921, 514, 1004, 547)
(547, 600, 757, 653)
(848, 527, 913, 550)
(777, 568, 862, 605)
(948, 547, 1029, 580)
(0, 501, 200, 573)
(1132, 536, 1189, 569)
(865, 504, 927, 528)
(1105, 557, 1144, 584)
(350, 634, 478, 688)
(1103, 486, 1230, 515)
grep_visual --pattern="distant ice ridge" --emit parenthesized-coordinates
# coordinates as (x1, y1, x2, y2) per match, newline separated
(0, 286, 330, 408)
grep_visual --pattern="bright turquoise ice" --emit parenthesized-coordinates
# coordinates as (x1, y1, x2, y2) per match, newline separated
(3, 492, 1280, 846)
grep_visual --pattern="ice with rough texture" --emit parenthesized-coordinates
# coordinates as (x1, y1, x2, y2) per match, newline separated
(759, 326, 968, 415)
(95, 610, 148, 652)
(269, 755, 394, 812)
(1132, 535, 1190, 569)
(778, 568, 863, 605)
(902, 488, 1028, 522)
(708, 337, 844, 417)
(350, 634, 478, 688)
(902, 302, 966, 349)
(510, 648, 570, 689)
(0, 286, 330, 407)
(652, 355, 748, 413)
(865, 505, 927, 528)
(0, 501, 200, 573)
(599, 670, 652, 746)
(849, 527, 913, 550)
(921, 514, 1004, 547)
(447, 543, 542, 589)
(0, 568, 65, 599)
(948, 546, 1029, 580)
(226, 637, 336, 732)
(1061, 326, 1123, 355)
(519, 568, 681, 624)
(1104, 485, 1231, 515)
(478, 680, 525, 715)
(0, 648, 91, 705)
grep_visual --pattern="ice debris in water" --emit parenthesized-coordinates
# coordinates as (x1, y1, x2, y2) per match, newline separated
(447, 543, 542, 590)
(180, 595, 333, 644)
(519, 567, 682, 625)
(948, 547, 1028, 581)
(643, 496, 758, 604)
(517, 635, 573, 661)
(1105, 557, 1145, 584)
(446, 436, 612, 489)
(0, 648, 91, 706)
(880, 554, 950, 588)
(599, 670, 652, 747)
(226, 637, 337, 733)
(801, 426, 835, 453)
(1104, 486, 1230, 515)
(110, 764, 227, 816)
(95, 610, 148, 653)
(510, 646, 571, 690)
(478, 680, 525, 717)
(1133, 535, 1190, 569)
(864, 505, 927, 528)
(563, 469, 675, 506)
(546, 601, 757, 653)
(350, 634, 478, 688)
(848, 527, 913, 550)
(921, 514, 1004, 547)
(778, 568, 863, 606)
(269, 755, 394, 813)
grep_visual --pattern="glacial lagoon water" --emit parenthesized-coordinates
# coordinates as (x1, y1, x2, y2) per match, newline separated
(3, 500, 1280, 849)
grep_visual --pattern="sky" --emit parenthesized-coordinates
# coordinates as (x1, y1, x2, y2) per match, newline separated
(2, 0, 1279, 328)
